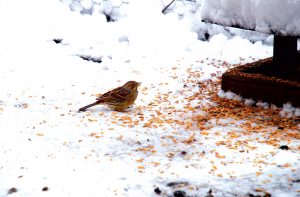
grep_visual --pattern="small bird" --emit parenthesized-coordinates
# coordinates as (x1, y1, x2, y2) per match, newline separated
(78, 81, 140, 112)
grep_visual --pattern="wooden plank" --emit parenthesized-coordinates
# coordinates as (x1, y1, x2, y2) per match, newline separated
(201, 19, 300, 37)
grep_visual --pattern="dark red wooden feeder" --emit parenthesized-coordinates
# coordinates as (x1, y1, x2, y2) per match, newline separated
(203, 21, 300, 106)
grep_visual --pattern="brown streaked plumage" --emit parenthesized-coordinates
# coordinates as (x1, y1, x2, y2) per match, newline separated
(78, 81, 140, 112)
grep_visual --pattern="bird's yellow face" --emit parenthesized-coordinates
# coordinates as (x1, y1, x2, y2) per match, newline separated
(123, 81, 141, 91)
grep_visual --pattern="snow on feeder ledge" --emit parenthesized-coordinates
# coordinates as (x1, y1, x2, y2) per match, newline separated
(201, 0, 300, 107)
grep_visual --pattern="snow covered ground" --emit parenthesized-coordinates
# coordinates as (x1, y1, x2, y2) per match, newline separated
(0, 0, 299, 196)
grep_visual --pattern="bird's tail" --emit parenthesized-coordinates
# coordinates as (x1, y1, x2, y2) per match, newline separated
(78, 101, 101, 112)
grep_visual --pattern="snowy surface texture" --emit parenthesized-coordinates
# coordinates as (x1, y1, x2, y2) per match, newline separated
(201, 0, 300, 36)
(60, 0, 274, 43)
(0, 0, 300, 197)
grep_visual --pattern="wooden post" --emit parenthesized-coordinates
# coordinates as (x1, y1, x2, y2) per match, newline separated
(273, 35, 298, 70)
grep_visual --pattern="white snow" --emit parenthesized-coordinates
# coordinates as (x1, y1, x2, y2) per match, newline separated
(201, 0, 300, 36)
(0, 0, 299, 196)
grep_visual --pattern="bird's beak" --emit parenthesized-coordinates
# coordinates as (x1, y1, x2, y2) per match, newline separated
(138, 82, 141, 86)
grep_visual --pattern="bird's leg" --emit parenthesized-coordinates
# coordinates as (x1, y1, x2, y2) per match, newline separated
(114, 107, 126, 112)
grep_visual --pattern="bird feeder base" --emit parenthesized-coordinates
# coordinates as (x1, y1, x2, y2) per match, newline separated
(221, 56, 300, 107)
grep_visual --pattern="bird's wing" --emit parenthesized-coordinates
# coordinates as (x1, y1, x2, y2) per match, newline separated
(96, 87, 130, 102)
